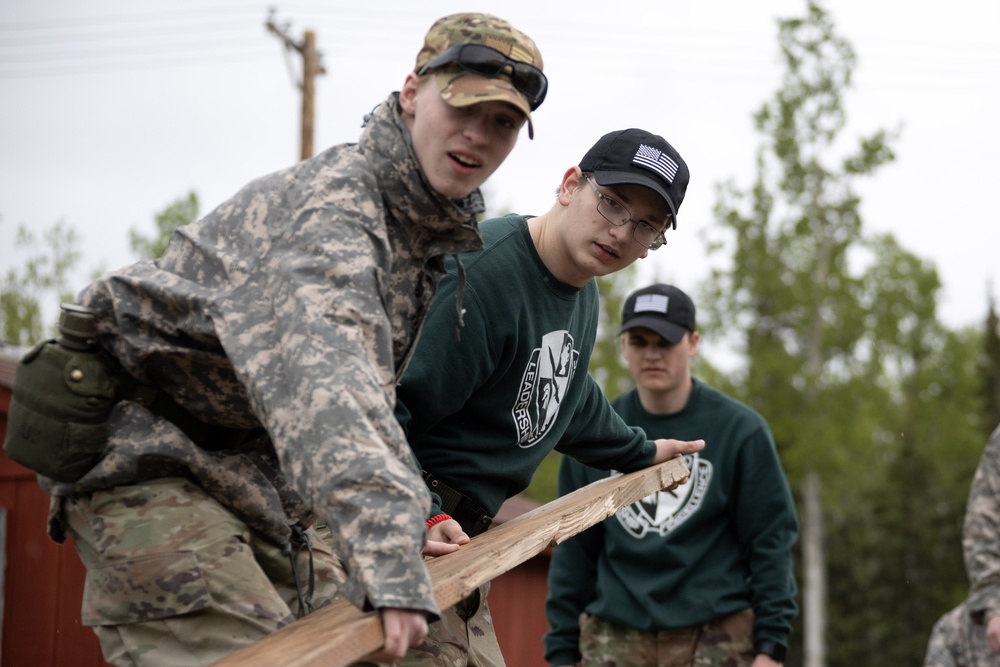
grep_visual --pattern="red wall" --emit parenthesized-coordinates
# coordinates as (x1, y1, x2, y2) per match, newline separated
(490, 551, 552, 667)
(0, 375, 110, 667)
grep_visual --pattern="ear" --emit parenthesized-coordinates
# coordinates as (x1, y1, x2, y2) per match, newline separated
(620, 333, 629, 359)
(688, 331, 700, 357)
(557, 166, 584, 206)
(399, 73, 421, 116)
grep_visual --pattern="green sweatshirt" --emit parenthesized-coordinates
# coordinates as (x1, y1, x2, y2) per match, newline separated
(395, 214, 656, 519)
(544, 380, 799, 666)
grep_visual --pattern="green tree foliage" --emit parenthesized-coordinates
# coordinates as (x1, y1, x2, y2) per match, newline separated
(591, 268, 638, 401)
(0, 220, 82, 346)
(702, 0, 906, 479)
(981, 294, 1000, 435)
(1, 191, 200, 348)
(828, 324, 982, 665)
(698, 1, 982, 664)
(129, 190, 199, 259)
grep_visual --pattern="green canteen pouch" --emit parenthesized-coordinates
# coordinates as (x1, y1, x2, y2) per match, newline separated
(2, 339, 117, 482)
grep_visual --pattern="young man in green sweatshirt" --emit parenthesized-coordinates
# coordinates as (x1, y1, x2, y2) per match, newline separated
(544, 284, 800, 667)
(392, 129, 705, 666)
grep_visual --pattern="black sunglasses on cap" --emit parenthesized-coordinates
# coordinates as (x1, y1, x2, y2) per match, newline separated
(417, 43, 548, 111)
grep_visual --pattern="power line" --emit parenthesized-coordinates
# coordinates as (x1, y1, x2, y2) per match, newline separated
(0, 18, 262, 48)
(2, 5, 995, 92)
(0, 50, 274, 80)
(0, 6, 274, 80)
(2, 37, 268, 65)
(0, 5, 266, 32)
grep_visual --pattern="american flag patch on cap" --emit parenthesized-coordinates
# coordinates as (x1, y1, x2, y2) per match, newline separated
(633, 144, 679, 184)
(634, 294, 670, 314)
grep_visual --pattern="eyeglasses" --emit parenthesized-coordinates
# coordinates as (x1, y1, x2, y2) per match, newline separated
(583, 175, 668, 250)
(417, 43, 548, 111)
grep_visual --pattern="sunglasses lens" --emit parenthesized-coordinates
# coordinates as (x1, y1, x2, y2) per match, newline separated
(425, 44, 547, 109)
(459, 45, 508, 75)
(510, 64, 546, 104)
(464, 47, 546, 105)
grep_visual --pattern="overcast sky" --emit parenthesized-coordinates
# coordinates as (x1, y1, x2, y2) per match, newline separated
(2, 0, 998, 362)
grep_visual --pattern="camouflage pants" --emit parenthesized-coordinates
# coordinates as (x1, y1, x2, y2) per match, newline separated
(923, 601, 995, 667)
(64, 477, 347, 667)
(579, 609, 755, 667)
(360, 584, 504, 667)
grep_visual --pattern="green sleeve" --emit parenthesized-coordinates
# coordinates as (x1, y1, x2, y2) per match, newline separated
(555, 373, 656, 471)
(394, 264, 493, 447)
(734, 424, 799, 645)
(394, 265, 491, 520)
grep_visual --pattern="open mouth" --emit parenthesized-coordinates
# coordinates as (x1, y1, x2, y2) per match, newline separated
(449, 152, 481, 170)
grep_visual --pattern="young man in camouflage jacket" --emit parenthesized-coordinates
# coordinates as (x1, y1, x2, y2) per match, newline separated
(40, 13, 546, 666)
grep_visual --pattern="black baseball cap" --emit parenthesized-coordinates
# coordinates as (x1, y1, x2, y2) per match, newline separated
(620, 284, 696, 344)
(579, 128, 690, 229)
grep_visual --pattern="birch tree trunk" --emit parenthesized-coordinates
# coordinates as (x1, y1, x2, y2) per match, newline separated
(803, 471, 827, 667)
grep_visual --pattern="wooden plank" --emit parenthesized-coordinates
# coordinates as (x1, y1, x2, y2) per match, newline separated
(211, 456, 689, 667)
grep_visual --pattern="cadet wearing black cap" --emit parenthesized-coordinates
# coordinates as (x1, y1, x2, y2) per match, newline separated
(392, 131, 705, 666)
(619, 283, 697, 342)
(544, 284, 800, 667)
(579, 128, 689, 230)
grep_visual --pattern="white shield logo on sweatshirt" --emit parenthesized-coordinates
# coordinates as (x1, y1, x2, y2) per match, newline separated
(511, 330, 578, 447)
(613, 453, 712, 538)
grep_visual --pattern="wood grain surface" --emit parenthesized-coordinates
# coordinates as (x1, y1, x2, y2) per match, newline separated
(211, 456, 690, 667)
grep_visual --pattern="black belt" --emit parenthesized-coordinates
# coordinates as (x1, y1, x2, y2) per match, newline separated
(422, 470, 493, 537)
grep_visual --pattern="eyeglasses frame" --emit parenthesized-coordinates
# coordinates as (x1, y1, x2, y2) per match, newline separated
(582, 174, 668, 251)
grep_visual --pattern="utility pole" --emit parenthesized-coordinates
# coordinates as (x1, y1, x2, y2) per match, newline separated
(265, 9, 325, 160)
(803, 471, 827, 667)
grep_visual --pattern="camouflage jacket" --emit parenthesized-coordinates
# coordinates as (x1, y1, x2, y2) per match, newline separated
(923, 602, 975, 667)
(964, 423, 1000, 624)
(44, 93, 485, 616)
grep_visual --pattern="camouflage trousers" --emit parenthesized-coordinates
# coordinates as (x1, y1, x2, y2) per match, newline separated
(64, 477, 347, 667)
(578, 608, 755, 667)
(923, 601, 995, 667)
(360, 584, 504, 667)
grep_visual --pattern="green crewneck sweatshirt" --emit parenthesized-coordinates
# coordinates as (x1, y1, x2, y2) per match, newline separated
(544, 380, 799, 666)
(395, 214, 656, 519)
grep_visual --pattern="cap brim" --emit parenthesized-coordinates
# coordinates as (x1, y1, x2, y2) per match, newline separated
(594, 171, 677, 227)
(620, 316, 688, 344)
(434, 71, 534, 139)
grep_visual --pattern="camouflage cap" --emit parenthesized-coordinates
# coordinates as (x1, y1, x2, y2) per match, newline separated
(415, 13, 544, 138)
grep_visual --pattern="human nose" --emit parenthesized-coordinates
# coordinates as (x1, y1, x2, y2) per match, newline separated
(462, 112, 490, 145)
(644, 346, 663, 359)
(606, 218, 632, 243)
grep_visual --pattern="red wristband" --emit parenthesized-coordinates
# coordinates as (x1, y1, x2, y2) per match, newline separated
(426, 513, 452, 529)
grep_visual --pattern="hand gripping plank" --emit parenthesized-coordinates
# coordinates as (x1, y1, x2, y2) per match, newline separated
(210, 456, 690, 667)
